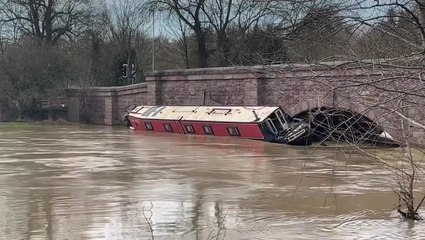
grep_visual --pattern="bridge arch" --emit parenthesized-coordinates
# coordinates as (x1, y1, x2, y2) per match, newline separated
(289, 106, 395, 146)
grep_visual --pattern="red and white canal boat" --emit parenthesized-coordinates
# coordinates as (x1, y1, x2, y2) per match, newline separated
(126, 105, 309, 144)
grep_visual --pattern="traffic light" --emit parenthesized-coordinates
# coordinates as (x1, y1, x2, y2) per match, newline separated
(122, 63, 128, 78)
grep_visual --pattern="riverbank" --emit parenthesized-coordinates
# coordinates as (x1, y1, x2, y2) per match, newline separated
(0, 119, 79, 126)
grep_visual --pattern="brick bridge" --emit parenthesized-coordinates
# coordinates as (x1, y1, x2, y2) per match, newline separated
(66, 64, 425, 143)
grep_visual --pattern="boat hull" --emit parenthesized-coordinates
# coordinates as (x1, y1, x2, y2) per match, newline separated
(127, 116, 265, 139)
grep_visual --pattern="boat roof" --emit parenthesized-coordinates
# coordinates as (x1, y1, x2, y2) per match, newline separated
(128, 106, 280, 123)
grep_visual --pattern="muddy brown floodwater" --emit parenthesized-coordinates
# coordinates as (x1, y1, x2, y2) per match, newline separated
(0, 124, 425, 240)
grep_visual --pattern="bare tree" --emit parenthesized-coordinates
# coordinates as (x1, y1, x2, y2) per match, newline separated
(206, 0, 277, 66)
(240, 0, 425, 221)
(161, 13, 194, 69)
(105, 0, 149, 84)
(0, 41, 73, 119)
(0, 0, 95, 119)
(150, 0, 209, 68)
(346, 0, 425, 58)
(0, 0, 93, 46)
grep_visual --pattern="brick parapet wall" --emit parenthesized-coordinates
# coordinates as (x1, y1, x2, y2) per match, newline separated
(67, 83, 148, 125)
(146, 68, 259, 106)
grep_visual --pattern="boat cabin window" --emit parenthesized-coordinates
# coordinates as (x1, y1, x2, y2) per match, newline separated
(208, 108, 236, 115)
(267, 110, 289, 132)
(136, 107, 145, 113)
(185, 125, 195, 133)
(164, 123, 173, 132)
(145, 122, 154, 131)
(203, 125, 214, 134)
(131, 106, 143, 113)
(266, 119, 278, 134)
(276, 110, 289, 128)
(227, 127, 240, 136)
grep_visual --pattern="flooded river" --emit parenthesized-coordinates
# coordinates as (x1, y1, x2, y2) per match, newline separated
(0, 124, 424, 240)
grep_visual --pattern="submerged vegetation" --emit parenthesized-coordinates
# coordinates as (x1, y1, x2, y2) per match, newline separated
(358, 147, 425, 220)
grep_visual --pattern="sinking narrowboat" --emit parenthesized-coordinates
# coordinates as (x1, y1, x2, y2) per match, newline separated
(126, 105, 309, 144)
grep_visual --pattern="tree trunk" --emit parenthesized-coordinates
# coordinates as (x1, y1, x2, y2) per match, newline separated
(195, 30, 208, 68)
(14, 101, 22, 120)
(216, 32, 230, 67)
(417, 0, 425, 52)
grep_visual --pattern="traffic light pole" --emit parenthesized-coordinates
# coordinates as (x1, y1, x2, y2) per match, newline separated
(152, 9, 155, 71)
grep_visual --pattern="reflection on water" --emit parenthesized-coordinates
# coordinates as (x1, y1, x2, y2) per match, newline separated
(0, 124, 424, 240)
